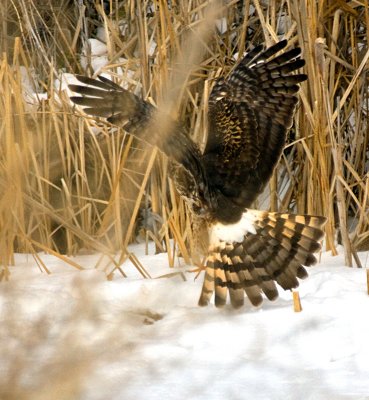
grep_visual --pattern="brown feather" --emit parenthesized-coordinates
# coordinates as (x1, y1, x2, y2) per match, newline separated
(198, 210, 326, 308)
(68, 41, 326, 310)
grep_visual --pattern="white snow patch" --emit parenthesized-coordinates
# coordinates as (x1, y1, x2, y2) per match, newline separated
(87, 38, 108, 57)
(19, 66, 48, 110)
(80, 39, 110, 73)
(1, 246, 369, 399)
(55, 72, 81, 92)
(277, 14, 291, 35)
(147, 40, 157, 57)
(215, 17, 228, 34)
(0, 246, 369, 400)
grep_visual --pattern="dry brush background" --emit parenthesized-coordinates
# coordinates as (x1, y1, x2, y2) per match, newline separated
(0, 1, 368, 398)
(0, 0, 368, 274)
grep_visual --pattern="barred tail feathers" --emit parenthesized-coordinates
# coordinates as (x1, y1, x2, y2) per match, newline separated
(198, 209, 326, 308)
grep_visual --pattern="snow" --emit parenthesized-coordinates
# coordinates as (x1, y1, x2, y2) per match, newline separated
(1, 245, 368, 399)
(9, 26, 369, 400)
(19, 66, 48, 110)
(79, 38, 135, 78)
(20, 36, 137, 110)
(216, 18, 228, 34)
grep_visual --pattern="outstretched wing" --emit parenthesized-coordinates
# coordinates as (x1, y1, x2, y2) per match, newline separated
(202, 40, 307, 210)
(68, 43, 326, 310)
(69, 76, 205, 185)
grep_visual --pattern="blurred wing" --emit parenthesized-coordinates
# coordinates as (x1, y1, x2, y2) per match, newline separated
(69, 75, 204, 181)
(203, 40, 307, 209)
(70, 75, 151, 128)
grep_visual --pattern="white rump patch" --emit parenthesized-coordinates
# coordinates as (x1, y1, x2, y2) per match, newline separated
(210, 210, 261, 244)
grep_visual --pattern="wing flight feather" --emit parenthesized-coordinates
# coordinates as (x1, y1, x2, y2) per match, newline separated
(202, 40, 307, 210)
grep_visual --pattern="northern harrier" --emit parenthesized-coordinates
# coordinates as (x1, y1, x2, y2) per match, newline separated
(69, 40, 326, 308)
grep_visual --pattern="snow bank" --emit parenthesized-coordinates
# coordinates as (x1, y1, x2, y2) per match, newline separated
(0, 246, 368, 399)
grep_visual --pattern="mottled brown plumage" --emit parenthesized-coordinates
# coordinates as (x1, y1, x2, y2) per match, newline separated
(69, 40, 326, 309)
(199, 211, 326, 307)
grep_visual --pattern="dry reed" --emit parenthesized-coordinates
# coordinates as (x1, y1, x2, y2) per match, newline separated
(0, 1, 367, 396)
(0, 0, 368, 272)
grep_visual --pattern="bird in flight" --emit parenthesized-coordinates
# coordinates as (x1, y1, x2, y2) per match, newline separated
(69, 39, 326, 308)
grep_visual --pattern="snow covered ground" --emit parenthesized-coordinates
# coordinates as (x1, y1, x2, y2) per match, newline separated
(1, 245, 369, 400)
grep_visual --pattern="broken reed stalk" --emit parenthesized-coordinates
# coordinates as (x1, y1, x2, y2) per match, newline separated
(293, 290, 302, 313)
(0, 0, 368, 272)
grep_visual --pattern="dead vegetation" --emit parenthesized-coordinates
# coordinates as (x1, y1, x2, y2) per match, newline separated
(0, 0, 368, 274)
(0, 1, 367, 397)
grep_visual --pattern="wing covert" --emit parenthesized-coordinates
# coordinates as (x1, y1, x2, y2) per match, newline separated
(203, 40, 307, 209)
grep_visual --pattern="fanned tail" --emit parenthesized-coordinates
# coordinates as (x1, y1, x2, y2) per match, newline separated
(198, 209, 327, 308)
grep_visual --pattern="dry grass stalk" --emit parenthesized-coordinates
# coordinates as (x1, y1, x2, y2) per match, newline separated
(5, 1, 369, 396)
(0, 0, 367, 272)
(293, 290, 302, 312)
